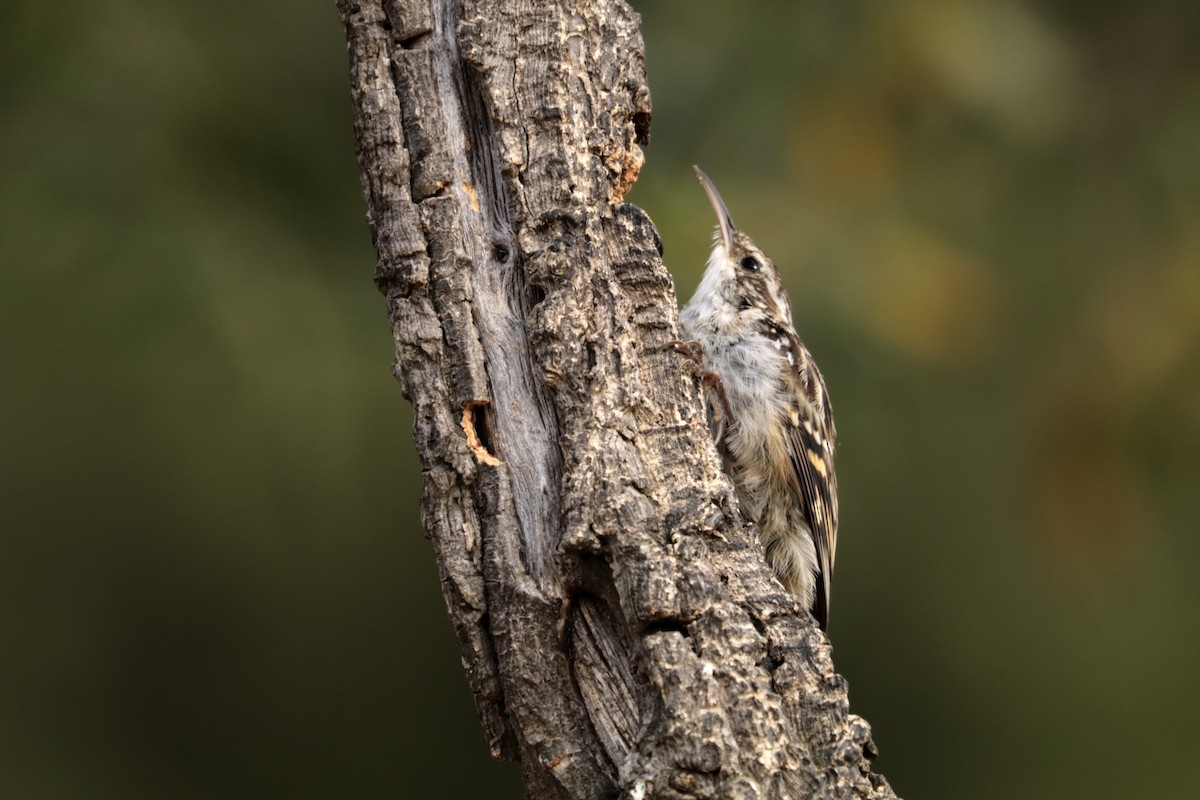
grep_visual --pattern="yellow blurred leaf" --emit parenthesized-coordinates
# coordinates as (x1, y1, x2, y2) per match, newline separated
(860, 225, 998, 363)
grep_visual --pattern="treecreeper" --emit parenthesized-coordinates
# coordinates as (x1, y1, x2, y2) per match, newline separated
(678, 166, 839, 630)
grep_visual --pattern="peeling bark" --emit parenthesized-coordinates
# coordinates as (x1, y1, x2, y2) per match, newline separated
(337, 1, 899, 797)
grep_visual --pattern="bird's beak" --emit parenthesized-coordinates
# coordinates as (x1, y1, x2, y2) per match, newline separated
(694, 165, 737, 255)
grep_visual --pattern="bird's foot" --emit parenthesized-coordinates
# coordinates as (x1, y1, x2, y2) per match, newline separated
(664, 339, 734, 429)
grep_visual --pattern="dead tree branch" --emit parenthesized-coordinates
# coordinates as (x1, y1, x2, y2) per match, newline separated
(337, 1, 898, 797)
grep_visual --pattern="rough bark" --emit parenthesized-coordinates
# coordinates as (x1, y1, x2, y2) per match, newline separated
(337, 1, 899, 798)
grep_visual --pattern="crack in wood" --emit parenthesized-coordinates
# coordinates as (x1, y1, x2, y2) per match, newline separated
(461, 401, 501, 466)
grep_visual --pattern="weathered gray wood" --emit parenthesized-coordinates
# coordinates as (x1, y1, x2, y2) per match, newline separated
(338, 1, 899, 797)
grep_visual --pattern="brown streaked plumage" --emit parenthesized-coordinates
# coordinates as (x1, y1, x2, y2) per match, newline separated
(679, 166, 838, 630)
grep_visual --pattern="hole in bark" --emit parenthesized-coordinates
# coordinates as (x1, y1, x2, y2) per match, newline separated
(641, 618, 689, 638)
(586, 342, 597, 371)
(863, 737, 880, 761)
(748, 614, 766, 637)
(461, 402, 501, 466)
(473, 408, 493, 452)
(529, 283, 546, 307)
(398, 29, 432, 50)
(492, 242, 510, 263)
(633, 111, 652, 145)
(757, 652, 784, 673)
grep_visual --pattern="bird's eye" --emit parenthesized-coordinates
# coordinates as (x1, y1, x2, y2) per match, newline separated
(740, 256, 761, 271)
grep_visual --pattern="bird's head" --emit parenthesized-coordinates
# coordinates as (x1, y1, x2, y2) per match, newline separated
(693, 166, 793, 323)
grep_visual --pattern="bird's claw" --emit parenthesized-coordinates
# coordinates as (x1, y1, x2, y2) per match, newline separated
(665, 338, 705, 364)
(664, 339, 734, 430)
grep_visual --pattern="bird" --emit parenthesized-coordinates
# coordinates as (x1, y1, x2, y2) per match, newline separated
(677, 166, 838, 630)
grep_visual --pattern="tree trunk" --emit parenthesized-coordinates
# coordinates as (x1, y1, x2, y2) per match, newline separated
(336, 1, 899, 798)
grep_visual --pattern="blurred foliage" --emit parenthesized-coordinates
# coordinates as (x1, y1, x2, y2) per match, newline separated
(1, 0, 1198, 798)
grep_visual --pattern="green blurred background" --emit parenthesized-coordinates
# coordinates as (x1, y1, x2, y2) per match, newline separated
(2, 1, 1198, 797)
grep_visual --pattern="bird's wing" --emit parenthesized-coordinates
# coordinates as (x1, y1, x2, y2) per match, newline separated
(785, 340, 838, 630)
